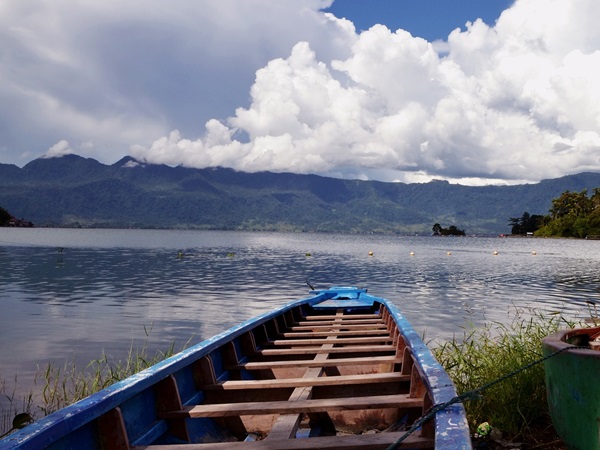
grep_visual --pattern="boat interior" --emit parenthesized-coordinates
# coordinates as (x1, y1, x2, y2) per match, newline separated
(97, 302, 438, 449)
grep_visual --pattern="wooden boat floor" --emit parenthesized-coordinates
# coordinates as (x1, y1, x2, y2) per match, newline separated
(131, 308, 432, 448)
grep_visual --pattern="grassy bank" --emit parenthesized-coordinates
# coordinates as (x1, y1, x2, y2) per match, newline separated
(0, 311, 583, 444)
(432, 307, 578, 447)
(1, 330, 181, 438)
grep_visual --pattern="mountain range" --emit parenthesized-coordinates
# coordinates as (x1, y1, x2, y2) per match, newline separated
(1, 154, 599, 235)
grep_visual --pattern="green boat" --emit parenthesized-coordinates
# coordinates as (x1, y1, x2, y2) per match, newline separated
(542, 326, 600, 450)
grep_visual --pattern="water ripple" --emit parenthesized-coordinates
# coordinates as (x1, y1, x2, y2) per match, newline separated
(1, 230, 600, 396)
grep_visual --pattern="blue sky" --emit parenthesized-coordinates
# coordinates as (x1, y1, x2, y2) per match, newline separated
(1, 0, 599, 186)
(325, 0, 513, 41)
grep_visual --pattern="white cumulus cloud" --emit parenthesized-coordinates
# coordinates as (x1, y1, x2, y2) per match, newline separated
(2, 0, 600, 185)
(132, 0, 600, 185)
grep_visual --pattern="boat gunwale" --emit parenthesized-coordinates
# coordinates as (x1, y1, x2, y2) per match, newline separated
(0, 292, 332, 449)
(542, 326, 600, 357)
(369, 294, 471, 448)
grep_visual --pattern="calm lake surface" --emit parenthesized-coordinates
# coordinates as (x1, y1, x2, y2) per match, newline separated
(1, 228, 600, 399)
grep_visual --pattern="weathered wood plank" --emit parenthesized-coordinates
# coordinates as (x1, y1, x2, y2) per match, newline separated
(289, 323, 388, 331)
(264, 366, 324, 440)
(201, 372, 409, 390)
(269, 336, 394, 346)
(281, 329, 389, 338)
(265, 338, 337, 440)
(161, 393, 422, 418)
(302, 314, 381, 320)
(297, 316, 384, 322)
(97, 407, 130, 450)
(233, 355, 400, 371)
(157, 375, 191, 442)
(133, 431, 434, 449)
(258, 344, 395, 356)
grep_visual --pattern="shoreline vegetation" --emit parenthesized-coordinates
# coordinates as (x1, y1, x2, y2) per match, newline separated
(0, 187, 600, 240)
(510, 188, 600, 239)
(1, 327, 182, 440)
(1, 309, 590, 448)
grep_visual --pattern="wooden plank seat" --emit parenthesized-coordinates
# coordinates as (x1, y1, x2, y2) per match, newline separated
(267, 336, 394, 346)
(200, 372, 410, 390)
(132, 431, 434, 449)
(258, 344, 396, 356)
(133, 431, 433, 449)
(302, 313, 382, 320)
(160, 393, 423, 419)
(229, 355, 401, 371)
(280, 329, 390, 338)
(293, 318, 386, 326)
(288, 323, 389, 331)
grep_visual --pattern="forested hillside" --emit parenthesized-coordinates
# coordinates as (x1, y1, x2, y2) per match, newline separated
(1, 154, 599, 234)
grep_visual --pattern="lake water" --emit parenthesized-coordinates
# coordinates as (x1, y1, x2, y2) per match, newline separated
(1, 228, 600, 401)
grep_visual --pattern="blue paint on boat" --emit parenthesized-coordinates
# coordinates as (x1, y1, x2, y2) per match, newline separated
(0, 287, 472, 449)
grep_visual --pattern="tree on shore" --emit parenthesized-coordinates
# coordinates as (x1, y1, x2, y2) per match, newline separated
(525, 188, 600, 238)
(0, 206, 34, 227)
(0, 207, 11, 226)
(508, 212, 545, 235)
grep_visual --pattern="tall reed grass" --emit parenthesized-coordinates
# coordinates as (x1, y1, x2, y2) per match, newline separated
(0, 375, 34, 439)
(432, 306, 577, 440)
(0, 326, 183, 438)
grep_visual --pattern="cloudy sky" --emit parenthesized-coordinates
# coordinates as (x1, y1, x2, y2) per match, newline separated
(2, 0, 600, 185)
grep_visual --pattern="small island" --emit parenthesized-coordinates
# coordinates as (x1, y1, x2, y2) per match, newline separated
(432, 223, 465, 236)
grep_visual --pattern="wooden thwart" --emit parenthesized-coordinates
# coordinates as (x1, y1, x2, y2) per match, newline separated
(281, 329, 389, 338)
(133, 431, 434, 449)
(161, 394, 423, 418)
(268, 336, 394, 346)
(289, 323, 387, 331)
(295, 318, 385, 325)
(232, 355, 400, 371)
(258, 344, 395, 356)
(201, 372, 410, 390)
(302, 313, 382, 320)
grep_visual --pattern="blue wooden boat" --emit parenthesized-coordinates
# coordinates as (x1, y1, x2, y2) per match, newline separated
(0, 287, 471, 449)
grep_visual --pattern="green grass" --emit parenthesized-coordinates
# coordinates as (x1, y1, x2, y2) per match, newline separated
(0, 375, 35, 438)
(431, 307, 579, 440)
(36, 343, 177, 416)
(0, 327, 183, 438)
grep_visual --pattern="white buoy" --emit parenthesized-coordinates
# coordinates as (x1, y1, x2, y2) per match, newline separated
(532, 250, 537, 255)
(447, 251, 452, 256)
(493, 250, 499, 256)
(409, 251, 415, 256)
(368, 251, 374, 256)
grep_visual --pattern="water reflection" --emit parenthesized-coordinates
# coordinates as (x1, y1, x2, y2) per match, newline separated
(1, 229, 600, 397)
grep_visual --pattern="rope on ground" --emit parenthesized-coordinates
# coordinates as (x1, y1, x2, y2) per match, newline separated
(385, 345, 588, 450)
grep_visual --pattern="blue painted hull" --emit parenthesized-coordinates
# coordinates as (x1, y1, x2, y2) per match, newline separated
(0, 287, 471, 449)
